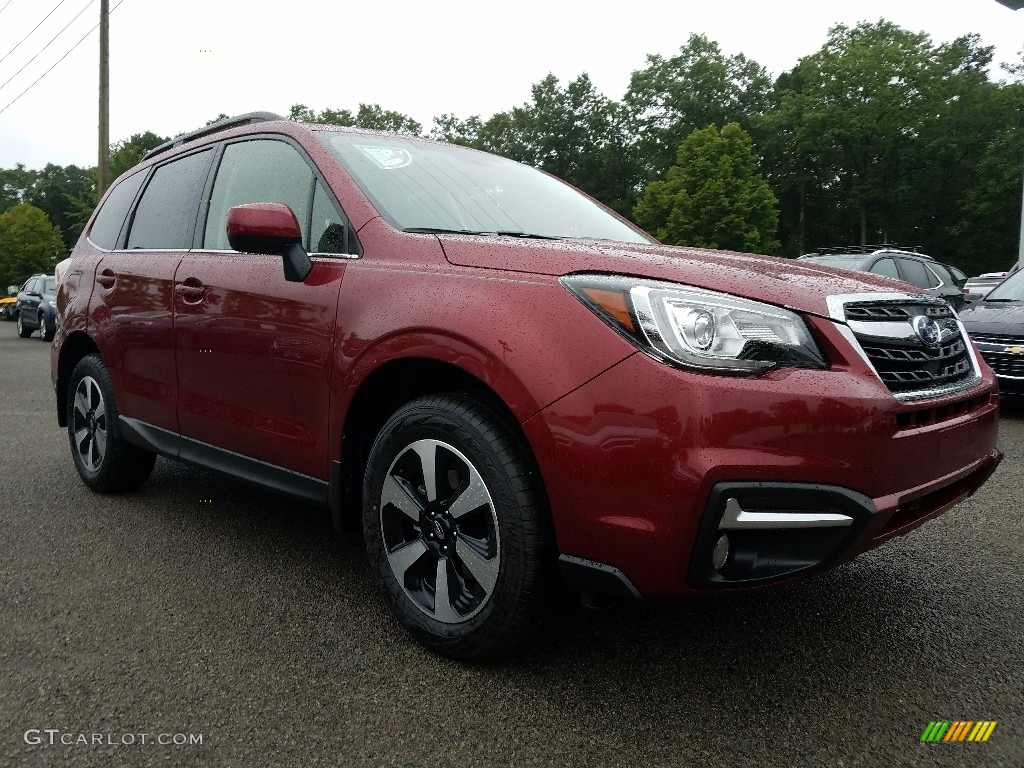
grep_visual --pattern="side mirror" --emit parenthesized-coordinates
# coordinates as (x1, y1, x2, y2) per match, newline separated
(226, 202, 312, 283)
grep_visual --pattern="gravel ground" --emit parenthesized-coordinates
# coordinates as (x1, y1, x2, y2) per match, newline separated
(1, 332, 1021, 767)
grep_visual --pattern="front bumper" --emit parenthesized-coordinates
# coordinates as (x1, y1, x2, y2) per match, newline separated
(524, 332, 1002, 598)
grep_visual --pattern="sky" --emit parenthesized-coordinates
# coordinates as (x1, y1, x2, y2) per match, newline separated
(0, 0, 1021, 170)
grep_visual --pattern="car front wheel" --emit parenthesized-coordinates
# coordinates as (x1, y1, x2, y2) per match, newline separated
(16, 313, 31, 337)
(67, 354, 156, 492)
(363, 394, 553, 661)
(39, 313, 54, 342)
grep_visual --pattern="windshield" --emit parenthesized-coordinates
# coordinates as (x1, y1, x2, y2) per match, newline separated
(317, 131, 651, 244)
(983, 269, 1024, 301)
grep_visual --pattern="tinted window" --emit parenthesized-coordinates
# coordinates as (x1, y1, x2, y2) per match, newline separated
(870, 258, 900, 279)
(900, 258, 934, 289)
(127, 150, 213, 249)
(90, 169, 147, 249)
(310, 182, 348, 254)
(44, 277, 56, 293)
(204, 140, 313, 251)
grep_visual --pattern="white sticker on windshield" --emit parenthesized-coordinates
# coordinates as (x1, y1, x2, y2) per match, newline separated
(356, 145, 412, 170)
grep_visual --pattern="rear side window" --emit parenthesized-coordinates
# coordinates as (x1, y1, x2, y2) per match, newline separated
(89, 169, 147, 249)
(203, 139, 313, 251)
(869, 258, 899, 279)
(900, 258, 936, 289)
(127, 150, 213, 250)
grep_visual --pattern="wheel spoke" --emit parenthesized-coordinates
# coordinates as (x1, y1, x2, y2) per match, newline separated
(93, 427, 106, 459)
(74, 390, 89, 421)
(93, 397, 106, 424)
(74, 428, 90, 453)
(387, 539, 429, 580)
(432, 558, 460, 623)
(455, 538, 499, 594)
(411, 441, 439, 502)
(447, 470, 490, 519)
(381, 474, 423, 522)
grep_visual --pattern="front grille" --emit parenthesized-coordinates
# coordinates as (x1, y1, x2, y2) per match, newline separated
(842, 299, 978, 398)
(980, 352, 1024, 378)
(969, 332, 1024, 346)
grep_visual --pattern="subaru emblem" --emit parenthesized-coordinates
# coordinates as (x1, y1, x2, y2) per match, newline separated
(912, 315, 941, 347)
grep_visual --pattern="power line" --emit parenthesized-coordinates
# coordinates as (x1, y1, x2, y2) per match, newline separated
(0, 0, 124, 115)
(0, 0, 95, 95)
(0, 0, 17, 19)
(0, 0, 71, 66)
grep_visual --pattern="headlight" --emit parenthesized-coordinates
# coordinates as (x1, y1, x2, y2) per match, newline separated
(562, 274, 825, 374)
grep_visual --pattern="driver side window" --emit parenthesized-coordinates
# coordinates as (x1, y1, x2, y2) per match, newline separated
(203, 139, 313, 251)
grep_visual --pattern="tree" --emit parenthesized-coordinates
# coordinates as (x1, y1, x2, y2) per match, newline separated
(625, 34, 772, 181)
(0, 204, 66, 289)
(288, 103, 422, 134)
(633, 123, 779, 254)
(0, 164, 38, 214)
(110, 132, 169, 179)
(762, 21, 1015, 261)
(26, 164, 95, 250)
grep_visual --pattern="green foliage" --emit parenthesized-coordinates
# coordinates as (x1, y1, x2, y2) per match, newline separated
(761, 21, 1017, 269)
(0, 203, 66, 289)
(288, 103, 422, 135)
(110, 132, 169, 180)
(25, 164, 95, 250)
(626, 34, 772, 181)
(634, 124, 779, 254)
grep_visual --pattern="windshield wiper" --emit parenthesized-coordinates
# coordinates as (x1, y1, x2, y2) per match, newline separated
(983, 298, 1021, 303)
(403, 227, 561, 240)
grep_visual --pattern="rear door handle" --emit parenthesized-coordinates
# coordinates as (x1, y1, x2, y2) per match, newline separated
(96, 269, 115, 289)
(175, 282, 205, 303)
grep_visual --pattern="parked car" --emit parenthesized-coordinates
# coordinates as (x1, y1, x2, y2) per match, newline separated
(962, 265, 1023, 302)
(960, 267, 1024, 395)
(51, 113, 1002, 660)
(798, 248, 966, 309)
(0, 295, 16, 320)
(15, 273, 57, 340)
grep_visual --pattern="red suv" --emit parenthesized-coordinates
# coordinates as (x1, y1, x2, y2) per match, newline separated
(52, 112, 1002, 659)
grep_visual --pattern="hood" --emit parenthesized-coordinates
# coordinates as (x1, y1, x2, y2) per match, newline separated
(959, 301, 1024, 335)
(439, 236, 919, 317)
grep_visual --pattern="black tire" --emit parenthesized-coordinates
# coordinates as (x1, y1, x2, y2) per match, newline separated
(16, 313, 31, 338)
(363, 394, 553, 661)
(39, 313, 54, 342)
(67, 354, 156, 492)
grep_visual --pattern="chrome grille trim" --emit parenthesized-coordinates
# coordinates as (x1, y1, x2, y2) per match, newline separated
(826, 293, 983, 402)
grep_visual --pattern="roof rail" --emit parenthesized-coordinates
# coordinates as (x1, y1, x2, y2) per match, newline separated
(143, 111, 287, 160)
(814, 244, 926, 256)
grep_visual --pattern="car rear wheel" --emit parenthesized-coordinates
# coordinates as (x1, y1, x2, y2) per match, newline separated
(39, 313, 54, 342)
(363, 394, 552, 661)
(16, 313, 31, 338)
(67, 354, 156, 492)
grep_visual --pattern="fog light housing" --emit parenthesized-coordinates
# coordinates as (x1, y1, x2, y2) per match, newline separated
(712, 534, 730, 571)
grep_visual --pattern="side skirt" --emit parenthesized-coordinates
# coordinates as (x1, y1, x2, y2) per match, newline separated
(118, 416, 330, 507)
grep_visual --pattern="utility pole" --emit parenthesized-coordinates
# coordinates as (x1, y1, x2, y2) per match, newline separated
(97, 0, 109, 196)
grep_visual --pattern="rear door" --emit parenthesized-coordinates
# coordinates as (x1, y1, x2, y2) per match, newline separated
(173, 136, 351, 478)
(90, 148, 215, 432)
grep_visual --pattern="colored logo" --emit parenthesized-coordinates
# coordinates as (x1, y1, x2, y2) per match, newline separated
(912, 315, 941, 347)
(1004, 346, 1024, 355)
(920, 721, 997, 742)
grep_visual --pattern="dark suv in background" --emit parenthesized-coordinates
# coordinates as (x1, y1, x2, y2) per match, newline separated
(799, 248, 966, 309)
(50, 113, 1002, 659)
(15, 273, 57, 341)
